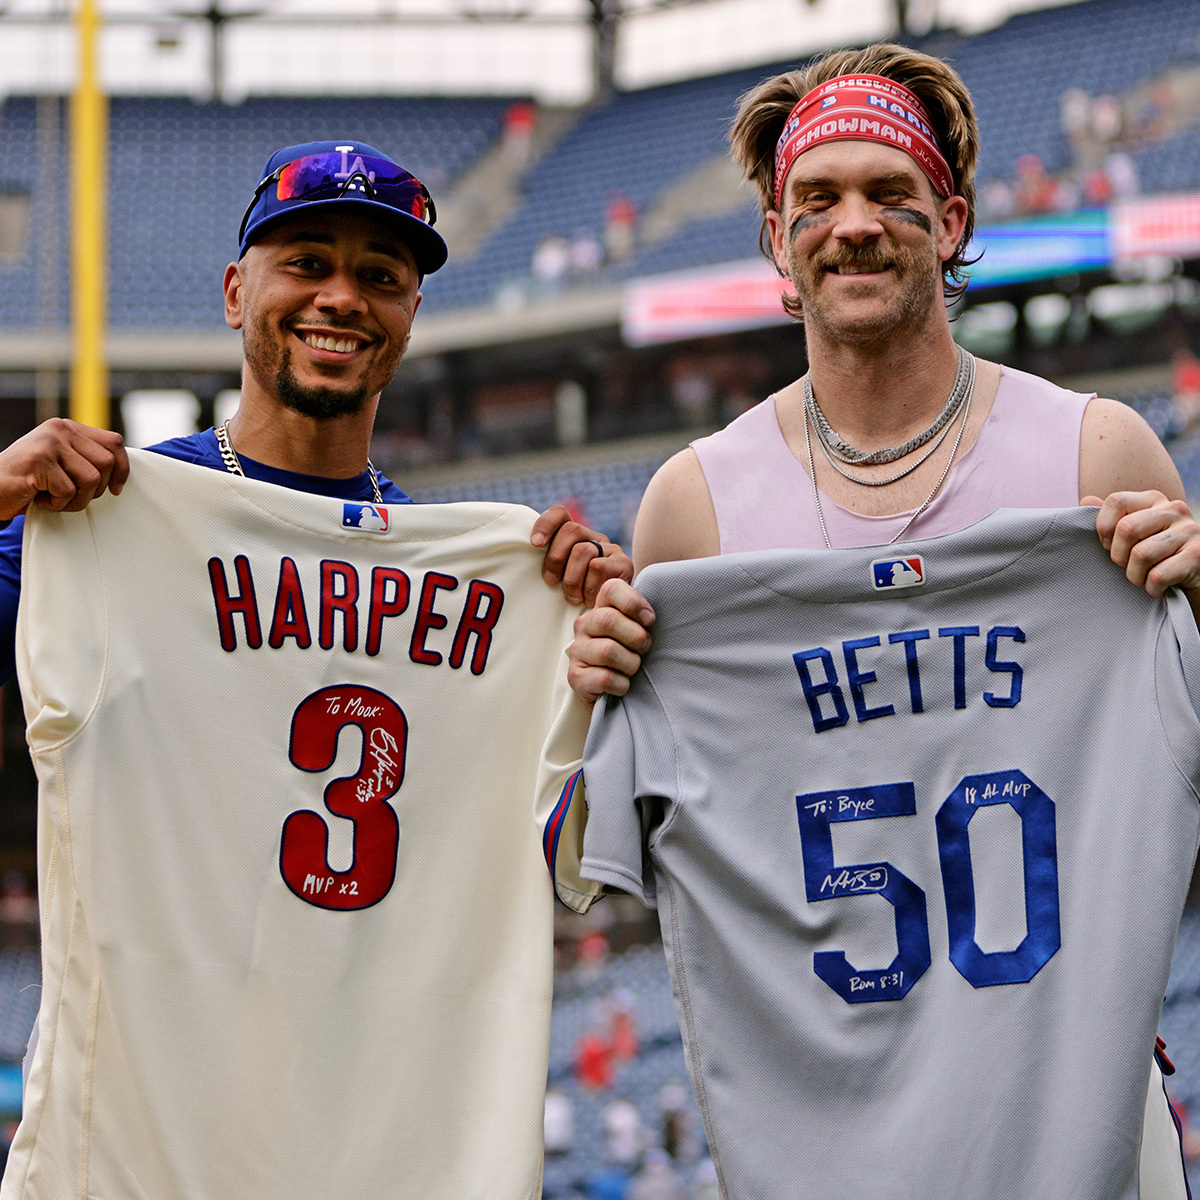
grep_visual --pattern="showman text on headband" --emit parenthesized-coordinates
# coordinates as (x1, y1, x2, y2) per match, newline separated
(773, 74, 954, 211)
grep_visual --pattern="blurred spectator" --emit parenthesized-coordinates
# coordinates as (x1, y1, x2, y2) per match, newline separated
(545, 1087, 575, 1156)
(608, 988, 639, 1062)
(569, 231, 603, 275)
(587, 1164, 632, 1200)
(1129, 82, 1174, 144)
(603, 1096, 646, 1167)
(659, 1083, 698, 1163)
(577, 926, 611, 983)
(668, 362, 716, 428)
(1171, 346, 1200, 436)
(0, 871, 37, 947)
(0, 1121, 17, 1178)
(720, 385, 758, 425)
(605, 192, 639, 262)
(1014, 154, 1062, 215)
(576, 1026, 615, 1091)
(628, 1149, 688, 1200)
(559, 494, 594, 529)
(1081, 164, 1114, 207)
(532, 234, 570, 292)
(1060, 87, 1092, 161)
(1103, 151, 1140, 201)
(688, 1158, 720, 1200)
(1172, 1094, 1200, 1166)
(502, 99, 538, 166)
(1091, 93, 1122, 145)
(979, 177, 1015, 223)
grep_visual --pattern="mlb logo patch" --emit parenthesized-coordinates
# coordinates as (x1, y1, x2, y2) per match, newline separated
(871, 555, 925, 590)
(342, 503, 389, 533)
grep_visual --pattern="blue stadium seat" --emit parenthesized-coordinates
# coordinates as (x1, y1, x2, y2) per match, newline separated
(4, 0, 1200, 325)
(0, 95, 509, 330)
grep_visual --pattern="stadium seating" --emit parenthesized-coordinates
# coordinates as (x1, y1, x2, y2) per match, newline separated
(0, 949, 40, 1065)
(0, 95, 510, 330)
(541, 909, 1200, 1194)
(3, 0, 1199, 329)
(425, 0, 1200, 312)
(408, 454, 669, 544)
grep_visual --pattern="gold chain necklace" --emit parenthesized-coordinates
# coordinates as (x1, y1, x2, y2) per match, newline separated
(214, 423, 383, 506)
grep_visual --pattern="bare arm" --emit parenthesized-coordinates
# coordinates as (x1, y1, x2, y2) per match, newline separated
(0, 419, 129, 521)
(630, 448, 720, 572)
(567, 449, 719, 704)
(1078, 397, 1200, 622)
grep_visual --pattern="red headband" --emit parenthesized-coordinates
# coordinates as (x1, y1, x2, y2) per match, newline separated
(772, 74, 953, 211)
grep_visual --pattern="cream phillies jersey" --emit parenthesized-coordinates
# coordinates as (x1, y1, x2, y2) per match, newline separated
(6, 449, 596, 1200)
(582, 508, 1200, 1200)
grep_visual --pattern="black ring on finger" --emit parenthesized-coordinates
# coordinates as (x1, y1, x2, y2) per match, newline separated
(587, 539, 606, 557)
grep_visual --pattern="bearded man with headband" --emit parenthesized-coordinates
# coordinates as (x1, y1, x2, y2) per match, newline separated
(567, 44, 1199, 1197)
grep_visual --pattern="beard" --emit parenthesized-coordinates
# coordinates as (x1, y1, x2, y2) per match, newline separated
(273, 356, 370, 420)
(788, 229, 941, 346)
(242, 310, 401, 420)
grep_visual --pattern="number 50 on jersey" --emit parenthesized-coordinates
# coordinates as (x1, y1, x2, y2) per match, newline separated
(798, 769, 1060, 1004)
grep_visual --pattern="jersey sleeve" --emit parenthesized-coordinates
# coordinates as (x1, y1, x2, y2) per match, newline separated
(536, 666, 606, 914)
(0, 515, 25, 686)
(1154, 588, 1200, 800)
(579, 682, 677, 908)
(18, 504, 109, 748)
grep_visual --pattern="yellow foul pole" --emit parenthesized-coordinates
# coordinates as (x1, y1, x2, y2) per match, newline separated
(70, 0, 108, 428)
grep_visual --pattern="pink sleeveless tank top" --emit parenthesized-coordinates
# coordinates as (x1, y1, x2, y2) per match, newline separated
(691, 365, 1092, 552)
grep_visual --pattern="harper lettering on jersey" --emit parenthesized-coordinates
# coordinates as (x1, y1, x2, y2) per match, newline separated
(207, 555, 505, 674)
(793, 623, 1025, 732)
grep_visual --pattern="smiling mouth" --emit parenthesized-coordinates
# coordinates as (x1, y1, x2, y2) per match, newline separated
(296, 331, 370, 355)
(826, 264, 891, 275)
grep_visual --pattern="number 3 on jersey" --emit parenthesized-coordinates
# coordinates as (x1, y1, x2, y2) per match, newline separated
(797, 770, 1061, 1003)
(280, 685, 406, 911)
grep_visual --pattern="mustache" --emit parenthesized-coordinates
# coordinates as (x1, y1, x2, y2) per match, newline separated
(812, 248, 894, 273)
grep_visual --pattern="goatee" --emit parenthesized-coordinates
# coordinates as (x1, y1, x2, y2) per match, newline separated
(274, 359, 370, 420)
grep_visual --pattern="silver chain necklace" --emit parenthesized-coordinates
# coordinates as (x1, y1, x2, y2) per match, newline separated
(214, 422, 383, 506)
(807, 349, 977, 488)
(805, 343, 974, 467)
(801, 352, 976, 550)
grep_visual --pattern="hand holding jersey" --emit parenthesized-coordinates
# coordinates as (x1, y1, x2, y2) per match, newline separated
(0, 418, 129, 519)
(1087, 488, 1200, 608)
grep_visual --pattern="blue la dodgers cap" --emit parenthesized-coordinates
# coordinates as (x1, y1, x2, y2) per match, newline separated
(237, 140, 448, 275)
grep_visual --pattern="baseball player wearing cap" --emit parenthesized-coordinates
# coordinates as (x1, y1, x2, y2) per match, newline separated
(0, 141, 628, 1199)
(567, 45, 1199, 1198)
(0, 140, 624, 641)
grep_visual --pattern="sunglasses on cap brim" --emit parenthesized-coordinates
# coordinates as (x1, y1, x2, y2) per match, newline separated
(238, 152, 438, 247)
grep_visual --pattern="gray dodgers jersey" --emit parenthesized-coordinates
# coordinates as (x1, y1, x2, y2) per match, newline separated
(582, 508, 1200, 1200)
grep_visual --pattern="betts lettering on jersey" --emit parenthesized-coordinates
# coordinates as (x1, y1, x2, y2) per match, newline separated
(793, 623, 1025, 733)
(871, 556, 924, 590)
(343, 503, 389, 532)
